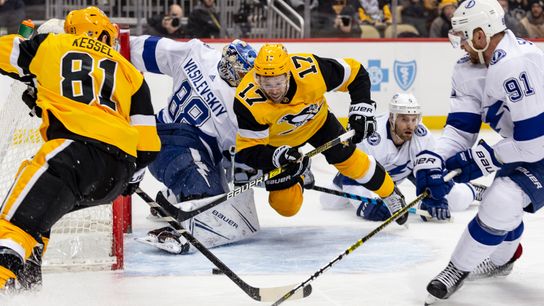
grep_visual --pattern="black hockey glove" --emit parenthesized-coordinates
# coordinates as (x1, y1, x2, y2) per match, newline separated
(348, 101, 376, 143)
(272, 145, 303, 168)
(265, 156, 310, 191)
(22, 87, 42, 118)
(122, 168, 146, 196)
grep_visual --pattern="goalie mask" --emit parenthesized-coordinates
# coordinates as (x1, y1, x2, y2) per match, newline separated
(218, 39, 257, 87)
(64, 6, 120, 50)
(389, 93, 422, 142)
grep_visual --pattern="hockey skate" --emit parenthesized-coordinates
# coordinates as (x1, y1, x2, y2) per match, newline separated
(425, 261, 469, 305)
(382, 187, 408, 225)
(468, 243, 522, 281)
(146, 189, 178, 222)
(17, 245, 43, 291)
(470, 182, 487, 201)
(135, 226, 190, 255)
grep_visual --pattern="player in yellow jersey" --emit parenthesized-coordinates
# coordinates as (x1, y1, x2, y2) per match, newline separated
(234, 43, 407, 223)
(0, 7, 160, 291)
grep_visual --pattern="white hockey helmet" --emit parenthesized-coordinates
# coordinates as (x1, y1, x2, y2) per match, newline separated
(37, 18, 65, 34)
(389, 93, 421, 116)
(449, 0, 505, 49)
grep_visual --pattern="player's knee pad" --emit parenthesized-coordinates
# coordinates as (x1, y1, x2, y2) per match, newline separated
(447, 183, 475, 212)
(478, 177, 528, 231)
(334, 150, 394, 198)
(269, 183, 303, 217)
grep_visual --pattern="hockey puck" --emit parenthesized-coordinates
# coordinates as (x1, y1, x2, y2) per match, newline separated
(212, 268, 224, 275)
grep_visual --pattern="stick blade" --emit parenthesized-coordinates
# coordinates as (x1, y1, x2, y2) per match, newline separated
(257, 284, 312, 302)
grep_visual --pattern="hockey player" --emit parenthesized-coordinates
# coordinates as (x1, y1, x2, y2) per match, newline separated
(0, 7, 160, 291)
(129, 36, 261, 254)
(233, 43, 408, 224)
(320, 93, 486, 221)
(414, 0, 540, 303)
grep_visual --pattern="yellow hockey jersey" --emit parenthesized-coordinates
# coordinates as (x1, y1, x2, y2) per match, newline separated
(0, 33, 160, 158)
(234, 53, 372, 170)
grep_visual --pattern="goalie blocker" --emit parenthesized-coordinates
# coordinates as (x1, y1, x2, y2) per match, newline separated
(136, 188, 259, 254)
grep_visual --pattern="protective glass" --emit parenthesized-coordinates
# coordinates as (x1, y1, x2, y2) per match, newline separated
(448, 29, 467, 49)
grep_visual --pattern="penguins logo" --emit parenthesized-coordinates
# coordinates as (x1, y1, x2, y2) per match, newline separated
(278, 104, 320, 135)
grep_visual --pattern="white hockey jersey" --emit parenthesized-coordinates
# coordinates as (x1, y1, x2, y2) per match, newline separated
(130, 36, 238, 153)
(437, 30, 544, 164)
(359, 113, 434, 183)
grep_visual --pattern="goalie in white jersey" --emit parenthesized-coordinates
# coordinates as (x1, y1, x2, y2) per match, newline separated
(129, 36, 260, 254)
(414, 0, 543, 303)
(320, 93, 485, 221)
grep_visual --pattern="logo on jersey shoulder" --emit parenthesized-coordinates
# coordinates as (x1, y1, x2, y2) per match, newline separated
(457, 55, 470, 64)
(367, 133, 381, 146)
(394, 60, 417, 91)
(415, 124, 427, 136)
(278, 103, 321, 135)
(490, 49, 507, 65)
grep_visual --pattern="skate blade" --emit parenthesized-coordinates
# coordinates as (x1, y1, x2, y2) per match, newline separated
(424, 294, 439, 305)
(134, 237, 185, 254)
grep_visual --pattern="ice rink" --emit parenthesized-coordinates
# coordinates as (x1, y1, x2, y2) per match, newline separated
(2, 130, 544, 306)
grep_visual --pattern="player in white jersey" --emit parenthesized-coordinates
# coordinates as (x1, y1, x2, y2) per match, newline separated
(129, 36, 261, 254)
(414, 0, 542, 303)
(320, 93, 484, 221)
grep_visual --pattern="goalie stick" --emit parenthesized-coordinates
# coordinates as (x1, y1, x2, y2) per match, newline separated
(135, 187, 312, 302)
(161, 130, 356, 222)
(310, 185, 432, 218)
(271, 170, 461, 306)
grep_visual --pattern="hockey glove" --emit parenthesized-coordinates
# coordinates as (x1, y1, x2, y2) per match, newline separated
(348, 101, 377, 143)
(272, 145, 303, 168)
(445, 139, 501, 183)
(122, 168, 146, 196)
(414, 150, 451, 199)
(265, 156, 310, 191)
(21, 87, 42, 118)
(419, 197, 450, 221)
(356, 198, 391, 221)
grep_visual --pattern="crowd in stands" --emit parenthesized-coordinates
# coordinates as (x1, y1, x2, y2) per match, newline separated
(1, 0, 544, 38)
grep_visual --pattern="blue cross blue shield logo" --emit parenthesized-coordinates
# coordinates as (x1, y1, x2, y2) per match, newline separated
(393, 60, 417, 91)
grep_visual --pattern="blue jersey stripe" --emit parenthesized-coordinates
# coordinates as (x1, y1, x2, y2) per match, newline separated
(446, 112, 481, 134)
(514, 112, 544, 141)
(142, 36, 161, 74)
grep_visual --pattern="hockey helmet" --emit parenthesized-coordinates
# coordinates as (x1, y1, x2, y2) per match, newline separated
(64, 7, 119, 49)
(254, 43, 290, 76)
(449, 0, 505, 49)
(218, 39, 257, 87)
(389, 92, 422, 126)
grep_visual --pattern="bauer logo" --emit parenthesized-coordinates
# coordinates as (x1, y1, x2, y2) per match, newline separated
(367, 59, 389, 92)
(393, 60, 417, 91)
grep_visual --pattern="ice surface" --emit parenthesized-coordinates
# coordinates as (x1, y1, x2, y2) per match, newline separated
(2, 130, 544, 306)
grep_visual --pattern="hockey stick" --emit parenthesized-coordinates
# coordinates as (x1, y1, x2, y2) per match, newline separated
(135, 187, 312, 302)
(163, 130, 356, 222)
(310, 185, 432, 218)
(271, 169, 461, 306)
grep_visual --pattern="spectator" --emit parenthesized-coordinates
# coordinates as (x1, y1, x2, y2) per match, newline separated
(187, 0, 221, 38)
(520, 0, 544, 37)
(429, 0, 457, 37)
(145, 4, 187, 38)
(311, 0, 362, 37)
(509, 0, 530, 19)
(400, 0, 431, 37)
(358, 0, 393, 28)
(499, 0, 529, 37)
(0, 0, 25, 35)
